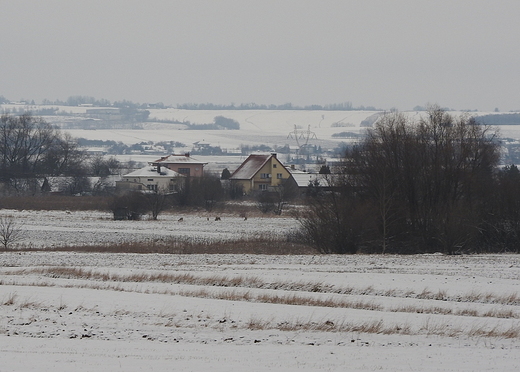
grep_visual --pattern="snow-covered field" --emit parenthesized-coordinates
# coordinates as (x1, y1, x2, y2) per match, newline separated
(1, 211, 519, 371)
(7, 104, 519, 152)
(0, 209, 298, 248)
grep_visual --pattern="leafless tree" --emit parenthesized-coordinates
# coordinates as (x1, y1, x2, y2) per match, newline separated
(0, 113, 87, 193)
(347, 107, 499, 253)
(145, 189, 172, 220)
(299, 107, 500, 254)
(0, 216, 24, 250)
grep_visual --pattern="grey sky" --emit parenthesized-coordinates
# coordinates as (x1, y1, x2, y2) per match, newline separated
(1, 0, 519, 111)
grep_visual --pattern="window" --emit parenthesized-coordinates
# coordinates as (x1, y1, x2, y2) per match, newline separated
(147, 178, 154, 181)
(259, 184, 268, 190)
(273, 164, 277, 168)
(277, 173, 283, 179)
(260, 173, 271, 179)
(147, 184, 157, 191)
(178, 168, 190, 175)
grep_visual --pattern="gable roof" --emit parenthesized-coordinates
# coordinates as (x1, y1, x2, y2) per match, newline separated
(150, 154, 207, 165)
(230, 154, 273, 180)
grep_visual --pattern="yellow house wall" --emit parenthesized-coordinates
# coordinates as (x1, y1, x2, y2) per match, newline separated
(235, 179, 253, 194)
(251, 157, 291, 191)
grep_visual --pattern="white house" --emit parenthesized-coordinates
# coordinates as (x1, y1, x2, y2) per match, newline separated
(115, 165, 185, 193)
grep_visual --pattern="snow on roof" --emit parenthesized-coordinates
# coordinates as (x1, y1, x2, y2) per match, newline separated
(290, 172, 329, 187)
(151, 154, 207, 165)
(123, 166, 183, 178)
(229, 154, 272, 180)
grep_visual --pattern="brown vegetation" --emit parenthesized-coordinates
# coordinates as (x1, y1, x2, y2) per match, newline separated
(0, 195, 111, 211)
(10, 235, 314, 255)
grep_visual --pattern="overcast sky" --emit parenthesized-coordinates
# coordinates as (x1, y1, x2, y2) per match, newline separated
(1, 0, 519, 111)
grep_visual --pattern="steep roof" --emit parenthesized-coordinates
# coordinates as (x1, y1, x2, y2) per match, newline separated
(230, 154, 272, 180)
(151, 154, 207, 165)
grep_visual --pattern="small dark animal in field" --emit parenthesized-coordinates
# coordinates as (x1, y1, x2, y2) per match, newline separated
(244, 216, 247, 221)
(178, 217, 184, 222)
(215, 217, 221, 221)
(207, 217, 209, 221)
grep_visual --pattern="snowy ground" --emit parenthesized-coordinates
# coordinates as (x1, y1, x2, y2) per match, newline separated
(0, 209, 299, 248)
(1, 252, 519, 371)
(0, 211, 519, 371)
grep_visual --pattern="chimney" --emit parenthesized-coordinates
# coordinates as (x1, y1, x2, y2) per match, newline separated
(157, 164, 161, 173)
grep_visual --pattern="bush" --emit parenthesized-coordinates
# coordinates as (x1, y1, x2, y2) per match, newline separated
(109, 192, 149, 220)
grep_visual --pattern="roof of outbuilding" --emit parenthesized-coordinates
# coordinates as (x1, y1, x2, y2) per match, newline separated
(290, 172, 328, 187)
(123, 166, 184, 178)
(229, 154, 272, 180)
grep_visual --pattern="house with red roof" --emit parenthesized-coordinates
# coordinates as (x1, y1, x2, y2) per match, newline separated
(229, 153, 293, 194)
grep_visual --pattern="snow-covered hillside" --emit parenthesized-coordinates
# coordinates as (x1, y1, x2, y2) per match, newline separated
(3, 104, 520, 152)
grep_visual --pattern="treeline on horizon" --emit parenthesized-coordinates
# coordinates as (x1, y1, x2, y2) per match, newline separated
(0, 94, 380, 111)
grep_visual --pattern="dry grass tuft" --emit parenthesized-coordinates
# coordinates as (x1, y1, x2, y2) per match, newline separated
(390, 303, 518, 319)
(457, 308, 479, 317)
(482, 308, 518, 319)
(253, 318, 414, 336)
(247, 317, 273, 330)
(18, 298, 42, 309)
(3, 292, 18, 306)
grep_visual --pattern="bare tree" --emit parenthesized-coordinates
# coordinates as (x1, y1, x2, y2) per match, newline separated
(0, 216, 24, 250)
(298, 107, 500, 254)
(346, 107, 499, 253)
(145, 189, 172, 220)
(0, 113, 87, 193)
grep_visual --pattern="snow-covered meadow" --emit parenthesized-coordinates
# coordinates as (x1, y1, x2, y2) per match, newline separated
(1, 210, 519, 371)
(0, 209, 298, 249)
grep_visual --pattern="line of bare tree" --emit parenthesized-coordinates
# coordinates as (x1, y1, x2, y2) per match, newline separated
(0, 113, 85, 192)
(299, 107, 520, 254)
(0, 113, 133, 196)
